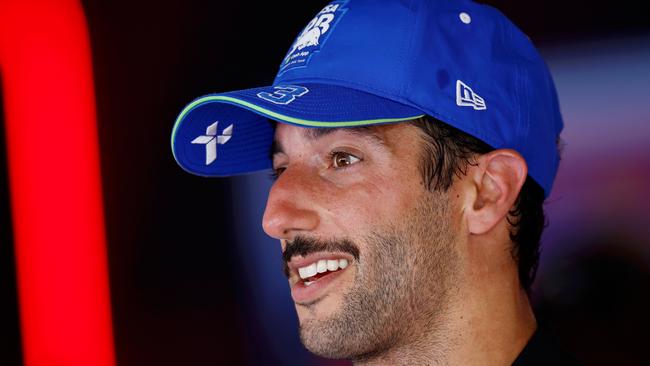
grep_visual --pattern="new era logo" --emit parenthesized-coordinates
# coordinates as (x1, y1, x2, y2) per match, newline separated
(456, 80, 486, 110)
(191, 121, 233, 165)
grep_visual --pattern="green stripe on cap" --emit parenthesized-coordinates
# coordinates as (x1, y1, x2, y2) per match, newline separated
(171, 95, 424, 145)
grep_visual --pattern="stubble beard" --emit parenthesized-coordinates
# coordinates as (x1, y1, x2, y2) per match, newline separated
(298, 192, 460, 362)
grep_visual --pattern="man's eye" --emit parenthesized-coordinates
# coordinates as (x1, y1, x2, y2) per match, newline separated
(331, 151, 361, 168)
(269, 167, 285, 181)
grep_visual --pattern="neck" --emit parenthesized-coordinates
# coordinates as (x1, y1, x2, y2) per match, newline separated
(353, 241, 537, 366)
(446, 277, 537, 366)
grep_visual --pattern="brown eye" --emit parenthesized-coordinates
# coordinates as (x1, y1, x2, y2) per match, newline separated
(331, 151, 360, 168)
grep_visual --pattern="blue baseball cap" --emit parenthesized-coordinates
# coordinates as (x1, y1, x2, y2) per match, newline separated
(171, 0, 563, 196)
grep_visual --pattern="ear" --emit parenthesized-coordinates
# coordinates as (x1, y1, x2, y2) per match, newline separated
(463, 149, 527, 235)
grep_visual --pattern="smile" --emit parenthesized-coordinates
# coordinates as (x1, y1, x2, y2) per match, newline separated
(298, 258, 349, 285)
(287, 253, 354, 304)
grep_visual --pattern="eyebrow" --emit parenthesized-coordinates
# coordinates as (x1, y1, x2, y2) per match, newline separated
(270, 126, 385, 157)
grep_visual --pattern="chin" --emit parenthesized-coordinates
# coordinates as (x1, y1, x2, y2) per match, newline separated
(296, 307, 377, 361)
(299, 321, 354, 360)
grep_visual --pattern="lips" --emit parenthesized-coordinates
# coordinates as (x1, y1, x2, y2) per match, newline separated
(298, 258, 349, 284)
(287, 252, 354, 304)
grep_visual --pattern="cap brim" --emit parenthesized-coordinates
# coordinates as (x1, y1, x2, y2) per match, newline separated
(171, 83, 425, 177)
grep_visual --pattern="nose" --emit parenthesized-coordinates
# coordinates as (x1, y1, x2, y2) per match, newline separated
(262, 166, 320, 240)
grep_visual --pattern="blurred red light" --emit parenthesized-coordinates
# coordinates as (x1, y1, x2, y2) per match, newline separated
(0, 0, 116, 365)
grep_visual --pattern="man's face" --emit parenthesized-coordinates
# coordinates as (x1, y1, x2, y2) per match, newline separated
(263, 122, 462, 360)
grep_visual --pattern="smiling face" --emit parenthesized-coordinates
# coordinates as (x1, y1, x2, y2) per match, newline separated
(262, 122, 463, 360)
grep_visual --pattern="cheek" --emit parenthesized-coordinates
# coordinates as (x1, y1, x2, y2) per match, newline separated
(324, 173, 424, 233)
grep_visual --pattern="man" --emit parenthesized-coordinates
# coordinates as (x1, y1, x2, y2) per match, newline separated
(171, 0, 576, 364)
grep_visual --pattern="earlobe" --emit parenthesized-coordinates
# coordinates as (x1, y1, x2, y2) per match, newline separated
(465, 149, 527, 235)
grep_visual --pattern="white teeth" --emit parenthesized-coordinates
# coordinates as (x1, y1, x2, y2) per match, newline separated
(339, 259, 348, 269)
(327, 259, 338, 271)
(298, 262, 318, 279)
(316, 260, 327, 273)
(304, 281, 314, 286)
(297, 258, 351, 280)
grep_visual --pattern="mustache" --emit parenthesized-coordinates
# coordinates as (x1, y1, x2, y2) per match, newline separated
(282, 236, 360, 278)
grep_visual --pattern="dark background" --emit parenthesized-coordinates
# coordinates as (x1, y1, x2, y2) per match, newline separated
(1, 1, 649, 365)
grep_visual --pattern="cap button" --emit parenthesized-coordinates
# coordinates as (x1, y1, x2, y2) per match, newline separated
(459, 12, 472, 24)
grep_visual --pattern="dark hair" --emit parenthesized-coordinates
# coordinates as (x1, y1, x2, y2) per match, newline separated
(409, 116, 547, 291)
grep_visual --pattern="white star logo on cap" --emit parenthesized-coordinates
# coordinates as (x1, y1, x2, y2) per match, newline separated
(191, 121, 233, 165)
